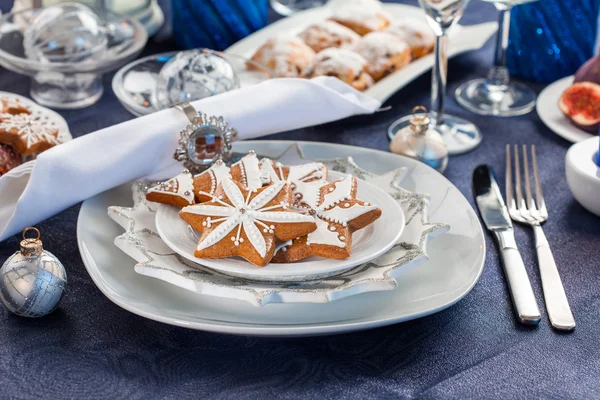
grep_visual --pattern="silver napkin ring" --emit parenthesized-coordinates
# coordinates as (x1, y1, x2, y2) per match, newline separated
(172, 102, 237, 174)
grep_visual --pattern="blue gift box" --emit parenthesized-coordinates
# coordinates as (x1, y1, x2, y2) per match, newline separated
(507, 0, 600, 83)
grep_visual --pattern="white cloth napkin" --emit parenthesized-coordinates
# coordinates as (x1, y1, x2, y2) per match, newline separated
(0, 77, 380, 241)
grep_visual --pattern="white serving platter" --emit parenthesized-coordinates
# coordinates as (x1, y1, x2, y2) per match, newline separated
(225, 3, 497, 103)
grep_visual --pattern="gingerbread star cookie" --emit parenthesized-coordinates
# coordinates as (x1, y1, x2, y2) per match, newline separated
(273, 175, 381, 262)
(0, 113, 59, 154)
(179, 178, 317, 266)
(146, 161, 231, 207)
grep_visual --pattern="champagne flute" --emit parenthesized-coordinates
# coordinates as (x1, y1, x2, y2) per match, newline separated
(388, 0, 482, 155)
(455, 0, 538, 116)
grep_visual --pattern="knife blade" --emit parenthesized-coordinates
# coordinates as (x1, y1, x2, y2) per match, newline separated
(472, 165, 512, 231)
(473, 165, 541, 325)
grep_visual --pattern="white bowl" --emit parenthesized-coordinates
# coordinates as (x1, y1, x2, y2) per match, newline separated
(566, 136, 600, 216)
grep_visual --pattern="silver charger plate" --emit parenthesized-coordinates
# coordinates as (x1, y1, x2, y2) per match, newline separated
(78, 141, 485, 337)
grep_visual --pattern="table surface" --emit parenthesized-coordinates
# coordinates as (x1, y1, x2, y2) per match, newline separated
(1, 1, 599, 399)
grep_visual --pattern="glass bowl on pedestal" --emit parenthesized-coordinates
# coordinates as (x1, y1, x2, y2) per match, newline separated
(0, 5, 147, 109)
(11, 0, 164, 37)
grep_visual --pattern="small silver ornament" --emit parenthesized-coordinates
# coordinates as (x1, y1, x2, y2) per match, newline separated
(390, 106, 449, 173)
(0, 227, 67, 318)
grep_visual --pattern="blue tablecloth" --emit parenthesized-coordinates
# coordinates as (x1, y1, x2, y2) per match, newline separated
(1, 1, 599, 398)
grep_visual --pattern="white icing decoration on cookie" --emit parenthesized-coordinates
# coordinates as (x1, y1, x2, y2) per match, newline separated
(211, 161, 231, 181)
(234, 152, 263, 190)
(293, 180, 322, 208)
(319, 203, 378, 224)
(260, 159, 327, 206)
(320, 175, 355, 209)
(0, 113, 58, 149)
(274, 240, 293, 255)
(259, 159, 280, 181)
(182, 179, 314, 258)
(287, 162, 326, 182)
(148, 171, 195, 204)
(259, 158, 326, 184)
(306, 217, 345, 247)
(202, 161, 232, 194)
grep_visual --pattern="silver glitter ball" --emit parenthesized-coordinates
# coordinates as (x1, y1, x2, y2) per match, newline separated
(156, 49, 238, 109)
(0, 228, 67, 318)
(390, 106, 448, 173)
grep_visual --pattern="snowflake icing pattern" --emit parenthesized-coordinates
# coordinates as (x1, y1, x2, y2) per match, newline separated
(0, 113, 58, 149)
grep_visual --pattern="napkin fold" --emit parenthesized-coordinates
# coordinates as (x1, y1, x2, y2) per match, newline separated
(0, 77, 381, 241)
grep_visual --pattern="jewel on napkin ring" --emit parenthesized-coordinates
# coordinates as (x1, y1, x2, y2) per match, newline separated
(172, 102, 237, 174)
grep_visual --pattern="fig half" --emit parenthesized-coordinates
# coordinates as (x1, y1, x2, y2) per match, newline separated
(558, 82, 600, 133)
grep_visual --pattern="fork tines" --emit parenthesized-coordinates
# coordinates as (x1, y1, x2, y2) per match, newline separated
(506, 145, 547, 220)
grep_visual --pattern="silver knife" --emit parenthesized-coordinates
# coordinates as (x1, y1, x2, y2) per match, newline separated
(473, 165, 541, 325)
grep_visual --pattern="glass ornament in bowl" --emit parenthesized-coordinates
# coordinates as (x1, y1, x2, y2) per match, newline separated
(0, 5, 147, 109)
(112, 50, 276, 116)
(156, 49, 239, 109)
(23, 3, 107, 64)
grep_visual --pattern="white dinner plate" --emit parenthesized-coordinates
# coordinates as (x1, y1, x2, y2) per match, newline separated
(78, 141, 486, 337)
(154, 171, 405, 282)
(225, 3, 497, 103)
(536, 75, 594, 143)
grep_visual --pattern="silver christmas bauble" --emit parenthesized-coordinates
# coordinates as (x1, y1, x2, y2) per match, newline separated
(156, 49, 238, 109)
(0, 228, 67, 318)
(390, 106, 449, 173)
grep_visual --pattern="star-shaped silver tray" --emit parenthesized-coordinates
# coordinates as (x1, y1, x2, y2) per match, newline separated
(108, 144, 448, 306)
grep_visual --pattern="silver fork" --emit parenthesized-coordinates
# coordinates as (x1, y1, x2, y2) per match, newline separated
(506, 145, 576, 331)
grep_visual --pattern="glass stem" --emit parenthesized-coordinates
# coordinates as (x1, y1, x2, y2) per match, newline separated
(488, 5, 512, 86)
(431, 34, 448, 126)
